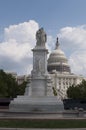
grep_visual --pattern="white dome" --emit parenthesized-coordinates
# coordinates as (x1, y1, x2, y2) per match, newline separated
(47, 38, 71, 73)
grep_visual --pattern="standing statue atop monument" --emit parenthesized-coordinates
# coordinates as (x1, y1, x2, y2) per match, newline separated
(36, 27, 47, 46)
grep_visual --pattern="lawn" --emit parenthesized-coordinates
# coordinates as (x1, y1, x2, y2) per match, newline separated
(0, 119, 86, 128)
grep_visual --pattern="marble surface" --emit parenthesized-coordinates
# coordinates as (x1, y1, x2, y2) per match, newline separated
(9, 28, 64, 112)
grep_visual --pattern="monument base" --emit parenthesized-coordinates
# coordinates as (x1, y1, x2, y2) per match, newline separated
(9, 96, 64, 113)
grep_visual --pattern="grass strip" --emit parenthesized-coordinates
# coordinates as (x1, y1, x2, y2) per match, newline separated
(0, 119, 86, 128)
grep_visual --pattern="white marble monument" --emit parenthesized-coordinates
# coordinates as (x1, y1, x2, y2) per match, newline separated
(9, 28, 63, 112)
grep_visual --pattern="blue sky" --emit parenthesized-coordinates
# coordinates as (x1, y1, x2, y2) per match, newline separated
(0, 0, 86, 35)
(0, 0, 86, 76)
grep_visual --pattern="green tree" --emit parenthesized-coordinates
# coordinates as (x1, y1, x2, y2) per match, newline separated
(0, 69, 27, 98)
(18, 81, 27, 95)
(67, 80, 86, 99)
(52, 87, 57, 96)
(0, 69, 19, 98)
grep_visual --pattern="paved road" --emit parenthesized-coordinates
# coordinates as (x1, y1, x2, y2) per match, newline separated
(0, 129, 86, 130)
(0, 128, 86, 130)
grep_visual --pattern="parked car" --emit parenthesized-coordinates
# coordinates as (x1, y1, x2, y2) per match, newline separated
(63, 99, 86, 110)
(0, 98, 13, 109)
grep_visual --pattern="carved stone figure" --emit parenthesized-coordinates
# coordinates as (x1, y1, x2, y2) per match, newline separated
(36, 27, 47, 46)
(56, 37, 59, 47)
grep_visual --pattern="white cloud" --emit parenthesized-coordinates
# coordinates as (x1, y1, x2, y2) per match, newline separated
(69, 51, 86, 76)
(58, 25, 86, 50)
(0, 20, 39, 74)
(47, 35, 55, 53)
(0, 21, 86, 76)
(4, 20, 38, 43)
(58, 25, 86, 76)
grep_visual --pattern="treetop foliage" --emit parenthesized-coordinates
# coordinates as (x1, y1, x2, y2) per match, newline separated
(67, 79, 86, 99)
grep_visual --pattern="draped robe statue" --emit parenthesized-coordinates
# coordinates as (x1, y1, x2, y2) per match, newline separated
(36, 27, 47, 46)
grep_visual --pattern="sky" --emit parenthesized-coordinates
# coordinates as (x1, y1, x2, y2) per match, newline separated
(0, 0, 86, 76)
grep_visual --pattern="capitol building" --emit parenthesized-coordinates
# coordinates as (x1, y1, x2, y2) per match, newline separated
(47, 38, 85, 99)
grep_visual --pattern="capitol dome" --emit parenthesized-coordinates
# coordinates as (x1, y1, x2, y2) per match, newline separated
(47, 38, 71, 73)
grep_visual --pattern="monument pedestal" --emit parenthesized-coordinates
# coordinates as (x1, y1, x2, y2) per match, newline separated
(9, 28, 64, 113)
(9, 74, 64, 113)
(9, 96, 63, 113)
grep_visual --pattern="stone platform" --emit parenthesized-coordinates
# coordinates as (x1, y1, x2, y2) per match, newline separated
(9, 96, 64, 113)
